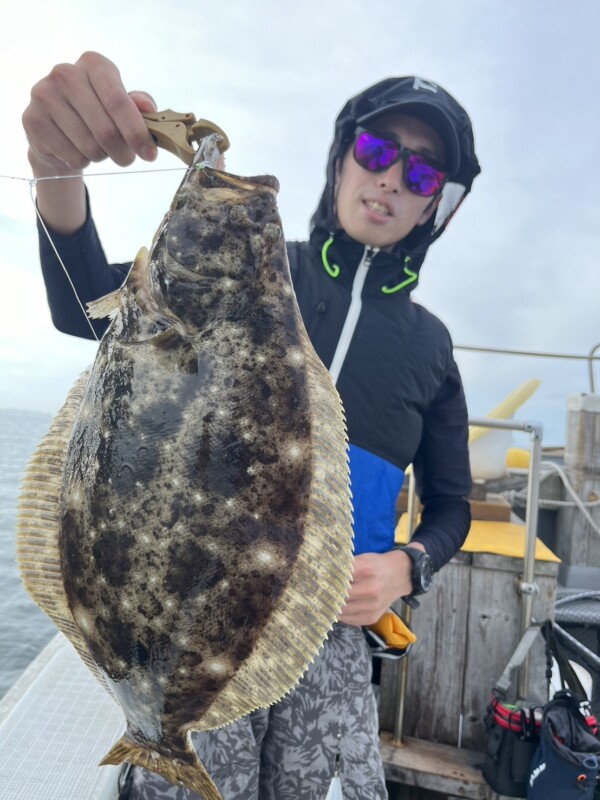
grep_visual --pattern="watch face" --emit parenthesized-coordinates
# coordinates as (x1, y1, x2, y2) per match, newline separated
(418, 554, 433, 592)
(398, 546, 434, 596)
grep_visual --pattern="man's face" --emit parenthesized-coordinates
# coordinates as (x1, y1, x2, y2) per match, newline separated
(335, 114, 446, 251)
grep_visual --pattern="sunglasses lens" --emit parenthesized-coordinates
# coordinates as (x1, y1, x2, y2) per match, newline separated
(354, 131, 399, 172)
(405, 155, 446, 197)
(354, 129, 448, 197)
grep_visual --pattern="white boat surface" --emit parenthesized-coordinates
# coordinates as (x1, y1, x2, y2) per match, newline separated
(0, 632, 123, 799)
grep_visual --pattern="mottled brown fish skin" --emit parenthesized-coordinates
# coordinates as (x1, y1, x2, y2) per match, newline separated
(58, 167, 318, 739)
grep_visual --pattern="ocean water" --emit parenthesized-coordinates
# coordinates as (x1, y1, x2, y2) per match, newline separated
(0, 408, 56, 698)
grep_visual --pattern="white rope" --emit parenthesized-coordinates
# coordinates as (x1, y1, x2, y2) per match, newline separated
(16, 142, 220, 345)
(503, 461, 600, 538)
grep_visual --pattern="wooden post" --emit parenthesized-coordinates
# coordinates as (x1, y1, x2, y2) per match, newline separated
(557, 394, 600, 585)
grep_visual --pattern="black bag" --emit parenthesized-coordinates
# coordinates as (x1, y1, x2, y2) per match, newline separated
(527, 661, 600, 798)
(483, 620, 600, 798)
(483, 625, 545, 797)
(527, 690, 599, 798)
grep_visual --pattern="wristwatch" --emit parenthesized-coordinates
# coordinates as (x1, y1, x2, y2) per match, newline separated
(395, 545, 434, 608)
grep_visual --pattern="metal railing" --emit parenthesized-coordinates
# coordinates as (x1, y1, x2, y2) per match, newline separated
(393, 416, 544, 741)
(589, 343, 600, 393)
(454, 343, 600, 393)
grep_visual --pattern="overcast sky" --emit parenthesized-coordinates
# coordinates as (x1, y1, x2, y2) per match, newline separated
(1, 0, 599, 447)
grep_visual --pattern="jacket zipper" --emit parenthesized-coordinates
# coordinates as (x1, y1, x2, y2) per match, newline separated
(328, 245, 379, 385)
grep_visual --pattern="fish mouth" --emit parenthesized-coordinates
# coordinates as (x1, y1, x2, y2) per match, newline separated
(193, 167, 280, 196)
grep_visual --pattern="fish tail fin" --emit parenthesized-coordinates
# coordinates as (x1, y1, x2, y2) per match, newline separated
(100, 733, 222, 800)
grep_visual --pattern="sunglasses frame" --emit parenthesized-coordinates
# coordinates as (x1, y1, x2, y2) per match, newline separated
(352, 126, 448, 198)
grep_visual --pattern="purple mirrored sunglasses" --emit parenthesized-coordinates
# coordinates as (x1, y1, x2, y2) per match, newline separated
(353, 127, 448, 198)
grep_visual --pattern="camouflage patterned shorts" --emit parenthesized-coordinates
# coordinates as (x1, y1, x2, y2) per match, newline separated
(127, 622, 388, 799)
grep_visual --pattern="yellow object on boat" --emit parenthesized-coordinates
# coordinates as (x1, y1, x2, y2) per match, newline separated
(506, 446, 531, 470)
(395, 517, 560, 563)
(468, 378, 541, 480)
(369, 610, 417, 648)
(468, 378, 541, 444)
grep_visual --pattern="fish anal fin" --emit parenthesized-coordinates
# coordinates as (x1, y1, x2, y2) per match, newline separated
(16, 369, 112, 695)
(100, 734, 222, 800)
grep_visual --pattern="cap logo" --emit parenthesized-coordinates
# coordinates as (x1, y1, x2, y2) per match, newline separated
(413, 77, 438, 94)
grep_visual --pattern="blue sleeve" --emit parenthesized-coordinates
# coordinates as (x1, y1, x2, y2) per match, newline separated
(38, 193, 131, 340)
(348, 444, 405, 556)
(410, 357, 472, 571)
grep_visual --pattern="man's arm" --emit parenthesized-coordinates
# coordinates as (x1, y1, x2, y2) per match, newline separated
(339, 358, 471, 627)
(38, 203, 130, 339)
(410, 357, 472, 566)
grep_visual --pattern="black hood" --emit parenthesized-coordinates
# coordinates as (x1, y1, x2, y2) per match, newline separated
(309, 76, 481, 274)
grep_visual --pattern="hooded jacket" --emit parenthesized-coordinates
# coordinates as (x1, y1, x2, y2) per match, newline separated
(38, 76, 480, 571)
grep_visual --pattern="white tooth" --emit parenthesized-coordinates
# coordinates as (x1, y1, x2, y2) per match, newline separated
(366, 201, 389, 215)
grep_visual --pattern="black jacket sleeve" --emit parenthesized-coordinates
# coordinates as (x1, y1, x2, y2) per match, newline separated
(410, 357, 472, 570)
(38, 195, 131, 340)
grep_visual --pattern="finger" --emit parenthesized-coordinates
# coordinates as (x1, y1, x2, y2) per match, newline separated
(128, 90, 157, 113)
(82, 53, 157, 161)
(54, 90, 135, 169)
(28, 113, 92, 172)
(338, 606, 382, 626)
(26, 56, 139, 168)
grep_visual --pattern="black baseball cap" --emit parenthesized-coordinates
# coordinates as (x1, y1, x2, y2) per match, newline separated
(358, 89, 460, 174)
(334, 75, 480, 188)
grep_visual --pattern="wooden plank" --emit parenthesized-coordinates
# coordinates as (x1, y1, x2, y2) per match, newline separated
(469, 494, 512, 522)
(378, 550, 558, 750)
(460, 555, 557, 750)
(378, 553, 472, 742)
(380, 734, 491, 799)
(396, 490, 512, 521)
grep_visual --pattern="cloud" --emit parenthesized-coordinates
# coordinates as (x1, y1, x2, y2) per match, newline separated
(2, 0, 600, 446)
(0, 262, 97, 412)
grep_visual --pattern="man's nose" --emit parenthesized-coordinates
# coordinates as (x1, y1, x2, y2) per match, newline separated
(377, 159, 404, 192)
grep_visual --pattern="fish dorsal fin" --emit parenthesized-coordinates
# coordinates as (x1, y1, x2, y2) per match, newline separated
(16, 370, 113, 695)
(87, 247, 151, 320)
(198, 324, 354, 730)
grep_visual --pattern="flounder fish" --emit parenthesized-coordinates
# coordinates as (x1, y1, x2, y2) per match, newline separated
(16, 150, 353, 798)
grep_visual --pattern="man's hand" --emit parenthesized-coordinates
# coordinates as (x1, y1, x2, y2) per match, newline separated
(338, 543, 426, 627)
(22, 51, 159, 235)
(23, 51, 158, 177)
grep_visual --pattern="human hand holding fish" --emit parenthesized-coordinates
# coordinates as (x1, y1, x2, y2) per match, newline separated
(23, 51, 159, 234)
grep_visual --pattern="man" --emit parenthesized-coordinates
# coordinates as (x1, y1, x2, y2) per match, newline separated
(23, 53, 480, 799)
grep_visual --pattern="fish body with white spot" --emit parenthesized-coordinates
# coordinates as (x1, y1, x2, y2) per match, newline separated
(16, 159, 353, 799)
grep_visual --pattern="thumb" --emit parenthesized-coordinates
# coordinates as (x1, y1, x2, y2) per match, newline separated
(128, 90, 157, 113)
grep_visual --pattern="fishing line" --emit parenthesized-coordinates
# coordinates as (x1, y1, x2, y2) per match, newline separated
(6, 137, 218, 344)
(28, 179, 100, 342)
(1, 166, 189, 343)
(1, 166, 189, 183)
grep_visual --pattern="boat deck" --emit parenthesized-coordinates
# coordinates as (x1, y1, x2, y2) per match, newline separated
(0, 634, 123, 800)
